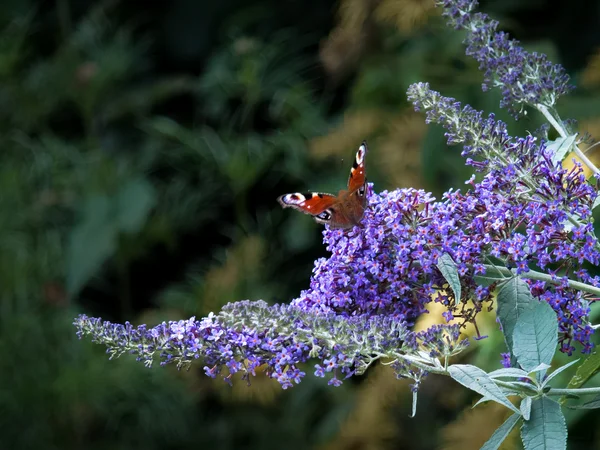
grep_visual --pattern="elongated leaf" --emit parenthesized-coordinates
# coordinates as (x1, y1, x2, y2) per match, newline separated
(498, 387, 521, 397)
(448, 364, 520, 413)
(529, 363, 551, 374)
(473, 396, 493, 408)
(497, 277, 535, 360)
(542, 359, 579, 387)
(66, 177, 156, 296)
(547, 134, 577, 165)
(513, 302, 558, 372)
(510, 381, 539, 392)
(475, 388, 522, 407)
(567, 350, 600, 389)
(115, 177, 156, 233)
(521, 397, 566, 450)
(488, 368, 529, 379)
(474, 274, 504, 287)
(520, 397, 532, 421)
(566, 395, 600, 410)
(437, 253, 461, 304)
(67, 195, 117, 295)
(592, 194, 600, 212)
(481, 413, 521, 450)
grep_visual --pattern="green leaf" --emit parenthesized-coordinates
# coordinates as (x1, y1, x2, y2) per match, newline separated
(488, 368, 530, 379)
(497, 277, 536, 361)
(448, 364, 520, 413)
(542, 359, 579, 388)
(513, 302, 558, 372)
(567, 350, 600, 389)
(520, 397, 566, 450)
(474, 274, 503, 287)
(481, 413, 521, 450)
(529, 363, 552, 374)
(565, 394, 600, 410)
(115, 177, 156, 233)
(436, 253, 461, 303)
(473, 396, 493, 408)
(66, 177, 155, 296)
(520, 397, 532, 421)
(410, 389, 417, 418)
(546, 134, 577, 165)
(498, 387, 522, 397)
(66, 195, 118, 295)
(592, 194, 600, 212)
(509, 381, 539, 392)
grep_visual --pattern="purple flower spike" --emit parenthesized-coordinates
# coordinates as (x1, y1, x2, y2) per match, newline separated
(436, 0, 572, 117)
(74, 0, 600, 391)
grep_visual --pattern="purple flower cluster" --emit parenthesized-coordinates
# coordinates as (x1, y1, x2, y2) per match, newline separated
(293, 172, 596, 355)
(74, 97, 599, 381)
(75, 301, 465, 388)
(74, 0, 599, 388)
(408, 82, 599, 353)
(437, 0, 572, 117)
(293, 187, 496, 330)
(294, 188, 447, 320)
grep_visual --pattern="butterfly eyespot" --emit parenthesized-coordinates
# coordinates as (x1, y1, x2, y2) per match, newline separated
(277, 141, 368, 229)
(316, 210, 332, 221)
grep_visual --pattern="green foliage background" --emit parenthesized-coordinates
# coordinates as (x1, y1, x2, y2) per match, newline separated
(2, 0, 600, 448)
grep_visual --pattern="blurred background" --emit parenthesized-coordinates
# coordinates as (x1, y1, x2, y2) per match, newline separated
(2, 0, 600, 448)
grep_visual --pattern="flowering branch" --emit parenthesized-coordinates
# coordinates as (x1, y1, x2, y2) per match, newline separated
(75, 0, 600, 447)
(437, 0, 572, 117)
(75, 304, 468, 389)
(438, 0, 600, 177)
(483, 265, 600, 297)
(536, 104, 600, 176)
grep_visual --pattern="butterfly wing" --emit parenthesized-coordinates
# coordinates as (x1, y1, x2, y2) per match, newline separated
(277, 192, 340, 226)
(277, 141, 369, 229)
(337, 141, 369, 226)
(347, 141, 367, 192)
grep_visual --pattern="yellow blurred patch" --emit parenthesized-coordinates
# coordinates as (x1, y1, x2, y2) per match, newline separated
(581, 48, 600, 89)
(414, 290, 497, 341)
(310, 110, 386, 159)
(375, 0, 437, 33)
(579, 118, 600, 141)
(441, 400, 519, 450)
(201, 235, 266, 314)
(319, 0, 436, 80)
(319, 0, 372, 80)
(218, 362, 282, 405)
(561, 150, 595, 179)
(319, 27, 369, 81)
(310, 111, 426, 190)
(573, 118, 600, 179)
(320, 364, 410, 450)
(375, 113, 427, 189)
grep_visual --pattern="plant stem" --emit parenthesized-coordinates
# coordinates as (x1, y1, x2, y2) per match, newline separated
(536, 104, 600, 176)
(544, 386, 600, 396)
(494, 379, 537, 394)
(483, 264, 600, 297)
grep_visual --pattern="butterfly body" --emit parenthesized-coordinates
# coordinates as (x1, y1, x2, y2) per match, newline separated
(277, 142, 368, 229)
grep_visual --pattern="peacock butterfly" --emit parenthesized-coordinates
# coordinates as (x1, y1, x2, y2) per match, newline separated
(277, 141, 368, 229)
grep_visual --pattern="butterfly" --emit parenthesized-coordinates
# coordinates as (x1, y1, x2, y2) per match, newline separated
(277, 141, 368, 229)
